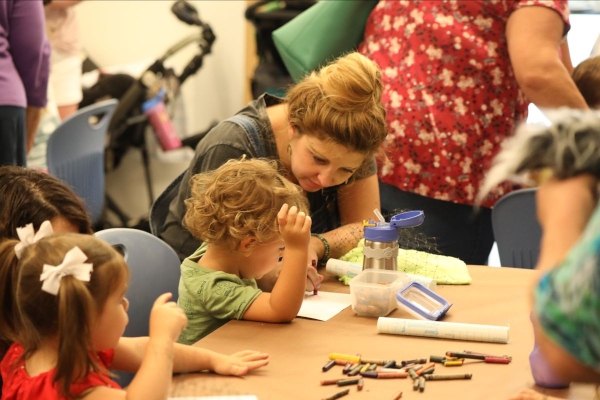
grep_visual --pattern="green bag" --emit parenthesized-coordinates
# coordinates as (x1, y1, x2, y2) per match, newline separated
(272, 0, 379, 82)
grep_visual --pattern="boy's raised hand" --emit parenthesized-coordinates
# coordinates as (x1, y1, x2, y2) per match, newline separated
(277, 204, 312, 249)
(149, 293, 188, 342)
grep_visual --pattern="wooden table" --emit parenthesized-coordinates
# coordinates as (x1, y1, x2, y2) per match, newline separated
(170, 266, 595, 399)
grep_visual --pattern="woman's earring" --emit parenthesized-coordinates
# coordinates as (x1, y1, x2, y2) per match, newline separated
(287, 144, 292, 155)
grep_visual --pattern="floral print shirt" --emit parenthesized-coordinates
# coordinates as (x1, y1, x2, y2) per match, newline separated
(358, 0, 570, 208)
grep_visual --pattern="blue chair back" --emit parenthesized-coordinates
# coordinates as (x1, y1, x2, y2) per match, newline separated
(492, 188, 541, 269)
(47, 99, 118, 224)
(94, 228, 181, 387)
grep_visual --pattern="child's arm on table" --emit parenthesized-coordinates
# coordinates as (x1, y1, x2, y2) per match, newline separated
(243, 204, 312, 323)
(84, 293, 186, 400)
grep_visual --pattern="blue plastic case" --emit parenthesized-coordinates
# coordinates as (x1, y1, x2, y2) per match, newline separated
(395, 281, 452, 321)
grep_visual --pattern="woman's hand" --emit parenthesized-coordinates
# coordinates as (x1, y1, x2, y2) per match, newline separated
(210, 350, 270, 376)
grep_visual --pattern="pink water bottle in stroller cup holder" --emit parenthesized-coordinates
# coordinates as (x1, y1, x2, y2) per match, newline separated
(142, 89, 182, 151)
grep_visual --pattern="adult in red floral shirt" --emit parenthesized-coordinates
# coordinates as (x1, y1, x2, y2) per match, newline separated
(359, 0, 588, 264)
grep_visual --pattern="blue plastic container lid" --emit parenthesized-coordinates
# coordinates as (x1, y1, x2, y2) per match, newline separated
(395, 281, 452, 321)
(141, 88, 167, 112)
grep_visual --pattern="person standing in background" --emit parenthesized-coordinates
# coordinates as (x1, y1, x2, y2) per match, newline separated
(358, 0, 588, 265)
(44, 0, 83, 121)
(0, 0, 50, 167)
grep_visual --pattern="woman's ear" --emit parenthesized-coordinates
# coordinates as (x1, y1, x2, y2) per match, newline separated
(239, 236, 259, 255)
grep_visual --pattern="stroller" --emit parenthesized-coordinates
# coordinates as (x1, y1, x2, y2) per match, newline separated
(81, 0, 216, 228)
(245, 0, 315, 99)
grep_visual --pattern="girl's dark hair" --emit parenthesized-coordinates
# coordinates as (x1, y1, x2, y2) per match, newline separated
(0, 166, 93, 240)
(0, 234, 128, 398)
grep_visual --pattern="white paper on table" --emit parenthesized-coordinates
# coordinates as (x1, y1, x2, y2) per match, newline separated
(297, 291, 352, 321)
(169, 397, 258, 400)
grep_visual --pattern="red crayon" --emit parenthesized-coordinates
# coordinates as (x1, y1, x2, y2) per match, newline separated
(311, 259, 318, 295)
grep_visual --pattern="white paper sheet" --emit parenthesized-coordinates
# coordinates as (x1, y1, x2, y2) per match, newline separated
(297, 291, 352, 321)
(169, 397, 258, 400)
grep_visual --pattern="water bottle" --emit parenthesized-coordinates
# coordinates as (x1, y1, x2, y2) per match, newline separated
(529, 314, 570, 388)
(142, 88, 182, 151)
(363, 210, 425, 271)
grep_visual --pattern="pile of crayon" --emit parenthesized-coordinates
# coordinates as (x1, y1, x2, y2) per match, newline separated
(319, 350, 511, 400)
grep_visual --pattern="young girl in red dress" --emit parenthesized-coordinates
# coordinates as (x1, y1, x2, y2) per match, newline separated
(0, 229, 268, 399)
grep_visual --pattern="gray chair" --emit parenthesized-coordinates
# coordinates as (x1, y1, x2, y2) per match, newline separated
(94, 228, 181, 386)
(47, 99, 118, 224)
(491, 188, 541, 269)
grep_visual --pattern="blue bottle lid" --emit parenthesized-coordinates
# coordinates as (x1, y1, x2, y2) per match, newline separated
(141, 88, 167, 113)
(364, 210, 425, 242)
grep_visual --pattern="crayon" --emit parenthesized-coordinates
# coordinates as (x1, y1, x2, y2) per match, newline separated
(337, 378, 360, 387)
(323, 360, 336, 372)
(329, 353, 361, 364)
(320, 378, 342, 386)
(311, 260, 318, 295)
(357, 378, 364, 391)
(383, 360, 397, 369)
(347, 363, 363, 376)
(376, 372, 409, 379)
(418, 376, 426, 392)
(322, 388, 350, 400)
(391, 391, 403, 400)
(424, 373, 473, 380)
(447, 351, 511, 363)
(361, 358, 387, 365)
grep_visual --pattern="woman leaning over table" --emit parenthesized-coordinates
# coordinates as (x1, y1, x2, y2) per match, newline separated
(160, 52, 387, 290)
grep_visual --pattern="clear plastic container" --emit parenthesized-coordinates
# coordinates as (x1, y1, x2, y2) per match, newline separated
(349, 269, 410, 317)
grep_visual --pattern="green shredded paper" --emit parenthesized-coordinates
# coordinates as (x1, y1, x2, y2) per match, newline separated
(338, 239, 471, 285)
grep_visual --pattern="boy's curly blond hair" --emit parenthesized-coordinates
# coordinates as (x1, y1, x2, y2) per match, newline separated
(184, 158, 309, 251)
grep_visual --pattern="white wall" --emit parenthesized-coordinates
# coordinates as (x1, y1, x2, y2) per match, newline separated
(77, 0, 247, 136)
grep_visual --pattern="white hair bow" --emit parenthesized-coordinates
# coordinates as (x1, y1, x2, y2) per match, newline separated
(40, 246, 93, 295)
(14, 220, 54, 259)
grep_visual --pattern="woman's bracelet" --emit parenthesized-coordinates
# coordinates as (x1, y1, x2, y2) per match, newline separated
(311, 233, 330, 263)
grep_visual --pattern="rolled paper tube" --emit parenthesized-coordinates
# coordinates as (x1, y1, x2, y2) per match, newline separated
(377, 317, 510, 344)
(383, 360, 397, 368)
(430, 355, 446, 363)
(322, 388, 350, 400)
(329, 353, 361, 363)
(323, 360, 336, 372)
(424, 373, 473, 380)
(357, 379, 364, 391)
(376, 372, 408, 379)
(336, 378, 360, 387)
(418, 376, 426, 392)
(320, 378, 341, 386)
(325, 259, 362, 278)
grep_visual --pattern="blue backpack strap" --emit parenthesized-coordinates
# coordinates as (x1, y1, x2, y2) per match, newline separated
(225, 114, 266, 158)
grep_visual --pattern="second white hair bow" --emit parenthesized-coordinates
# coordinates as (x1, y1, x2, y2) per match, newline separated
(40, 246, 93, 295)
(14, 220, 54, 259)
